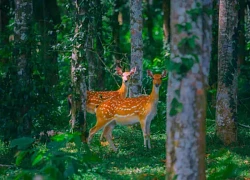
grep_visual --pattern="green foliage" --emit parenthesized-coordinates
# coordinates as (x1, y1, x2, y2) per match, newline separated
(10, 137, 35, 150)
(8, 133, 100, 179)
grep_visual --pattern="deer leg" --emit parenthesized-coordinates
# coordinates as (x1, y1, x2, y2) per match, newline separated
(103, 121, 117, 151)
(100, 121, 116, 141)
(145, 119, 152, 149)
(139, 120, 147, 148)
(88, 119, 108, 144)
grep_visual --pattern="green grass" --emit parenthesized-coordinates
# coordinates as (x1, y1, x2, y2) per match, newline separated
(0, 119, 250, 180)
(81, 126, 166, 179)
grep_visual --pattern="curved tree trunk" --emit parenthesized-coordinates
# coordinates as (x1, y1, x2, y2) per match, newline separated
(129, 0, 143, 97)
(216, 0, 238, 145)
(166, 0, 212, 179)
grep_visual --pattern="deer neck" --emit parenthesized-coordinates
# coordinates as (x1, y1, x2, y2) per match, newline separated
(149, 85, 160, 103)
(117, 82, 128, 98)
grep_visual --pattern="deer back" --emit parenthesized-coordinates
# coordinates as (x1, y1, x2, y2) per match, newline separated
(87, 91, 122, 113)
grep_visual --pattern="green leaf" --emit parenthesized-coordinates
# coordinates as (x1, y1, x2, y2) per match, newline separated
(32, 152, 44, 166)
(10, 137, 35, 150)
(64, 162, 75, 177)
(15, 151, 28, 166)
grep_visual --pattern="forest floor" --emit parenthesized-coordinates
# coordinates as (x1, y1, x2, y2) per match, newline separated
(0, 118, 250, 179)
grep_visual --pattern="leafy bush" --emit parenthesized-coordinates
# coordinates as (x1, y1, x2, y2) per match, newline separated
(9, 133, 100, 179)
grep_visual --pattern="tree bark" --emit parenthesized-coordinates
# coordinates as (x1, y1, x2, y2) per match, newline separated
(129, 0, 143, 97)
(33, 0, 61, 86)
(112, 0, 122, 66)
(145, 0, 154, 43)
(216, 0, 238, 145)
(95, 0, 105, 90)
(166, 0, 212, 179)
(87, 21, 95, 91)
(238, 0, 246, 70)
(162, 0, 170, 58)
(14, 0, 33, 136)
(70, 0, 88, 141)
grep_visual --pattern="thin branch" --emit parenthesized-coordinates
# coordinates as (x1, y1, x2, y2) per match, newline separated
(238, 122, 250, 129)
(0, 164, 14, 167)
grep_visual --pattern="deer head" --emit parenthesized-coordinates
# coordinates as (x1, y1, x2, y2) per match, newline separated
(116, 66, 136, 85)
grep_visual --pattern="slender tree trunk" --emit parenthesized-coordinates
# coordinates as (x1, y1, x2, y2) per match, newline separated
(33, 0, 60, 86)
(87, 22, 95, 91)
(112, 0, 122, 67)
(84, 1, 96, 91)
(238, 0, 246, 70)
(247, 4, 250, 62)
(0, 0, 13, 55)
(209, 0, 219, 89)
(14, 0, 33, 136)
(216, 0, 238, 145)
(70, 0, 88, 141)
(145, 0, 154, 43)
(129, 0, 143, 97)
(166, 1, 212, 179)
(95, 0, 105, 90)
(162, 0, 170, 56)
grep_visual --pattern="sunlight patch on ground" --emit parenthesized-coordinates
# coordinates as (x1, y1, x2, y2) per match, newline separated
(108, 165, 165, 178)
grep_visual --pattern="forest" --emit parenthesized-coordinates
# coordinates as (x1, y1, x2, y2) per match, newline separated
(0, 0, 250, 179)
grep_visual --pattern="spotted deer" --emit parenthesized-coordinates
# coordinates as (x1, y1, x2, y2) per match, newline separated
(86, 67, 136, 114)
(87, 70, 167, 151)
(68, 67, 136, 131)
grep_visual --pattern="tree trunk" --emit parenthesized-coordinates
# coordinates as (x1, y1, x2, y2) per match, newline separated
(33, 0, 61, 86)
(166, 1, 212, 179)
(95, 0, 105, 90)
(14, 0, 33, 136)
(247, 5, 250, 61)
(145, 0, 154, 43)
(238, 0, 246, 70)
(216, 0, 238, 145)
(162, 0, 170, 57)
(87, 22, 95, 91)
(70, 0, 88, 141)
(208, 0, 219, 89)
(129, 0, 143, 97)
(112, 0, 122, 67)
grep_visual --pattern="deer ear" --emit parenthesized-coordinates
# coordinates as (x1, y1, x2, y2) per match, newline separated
(116, 67, 123, 76)
(147, 70, 154, 78)
(130, 67, 136, 75)
(161, 70, 167, 78)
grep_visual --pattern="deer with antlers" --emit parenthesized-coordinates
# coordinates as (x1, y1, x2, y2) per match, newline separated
(87, 70, 167, 151)
(68, 67, 136, 131)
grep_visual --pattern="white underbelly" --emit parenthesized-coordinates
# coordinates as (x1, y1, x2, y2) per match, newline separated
(114, 115, 139, 125)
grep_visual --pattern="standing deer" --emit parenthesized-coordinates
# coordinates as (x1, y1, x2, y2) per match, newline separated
(87, 70, 167, 151)
(68, 67, 136, 131)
